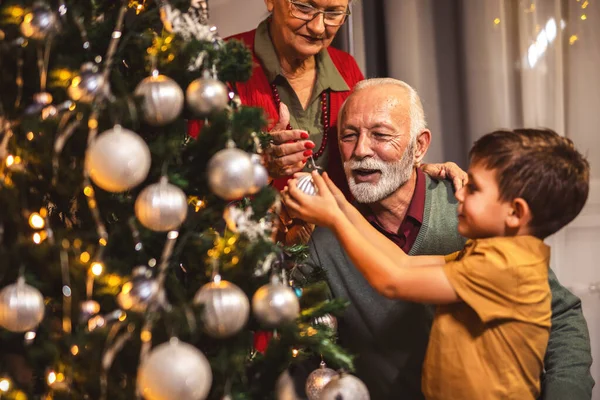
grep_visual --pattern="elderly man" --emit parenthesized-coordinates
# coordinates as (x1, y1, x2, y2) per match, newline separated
(293, 78, 594, 399)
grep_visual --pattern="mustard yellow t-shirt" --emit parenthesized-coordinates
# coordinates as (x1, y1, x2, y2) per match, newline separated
(422, 236, 551, 400)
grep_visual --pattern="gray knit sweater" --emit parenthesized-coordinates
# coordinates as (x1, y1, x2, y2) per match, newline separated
(302, 176, 594, 400)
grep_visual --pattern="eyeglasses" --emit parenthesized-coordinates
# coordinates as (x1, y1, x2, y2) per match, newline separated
(287, 0, 351, 27)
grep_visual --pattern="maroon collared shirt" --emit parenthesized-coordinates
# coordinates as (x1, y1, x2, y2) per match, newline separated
(363, 168, 426, 253)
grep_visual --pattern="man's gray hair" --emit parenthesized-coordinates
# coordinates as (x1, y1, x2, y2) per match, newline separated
(340, 78, 427, 140)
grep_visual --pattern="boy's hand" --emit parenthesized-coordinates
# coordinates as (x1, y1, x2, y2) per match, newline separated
(282, 171, 344, 228)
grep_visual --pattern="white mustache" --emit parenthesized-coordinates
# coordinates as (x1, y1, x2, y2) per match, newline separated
(345, 158, 388, 171)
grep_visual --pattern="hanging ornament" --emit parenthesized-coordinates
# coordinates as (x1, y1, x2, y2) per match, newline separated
(207, 146, 254, 200)
(193, 277, 249, 338)
(134, 74, 184, 126)
(248, 154, 269, 194)
(320, 373, 370, 400)
(20, 3, 59, 40)
(252, 279, 300, 326)
(68, 63, 108, 103)
(297, 174, 318, 196)
(117, 266, 159, 313)
(137, 338, 212, 400)
(85, 125, 151, 193)
(305, 361, 338, 400)
(186, 72, 229, 116)
(312, 313, 337, 333)
(0, 277, 45, 332)
(79, 299, 100, 322)
(135, 177, 188, 232)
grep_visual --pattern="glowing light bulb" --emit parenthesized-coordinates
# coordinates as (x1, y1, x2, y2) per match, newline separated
(0, 378, 10, 392)
(29, 212, 45, 229)
(80, 252, 91, 263)
(91, 262, 103, 276)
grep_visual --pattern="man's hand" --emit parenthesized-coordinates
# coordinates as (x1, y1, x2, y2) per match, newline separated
(420, 162, 467, 191)
(264, 103, 315, 177)
(282, 171, 344, 228)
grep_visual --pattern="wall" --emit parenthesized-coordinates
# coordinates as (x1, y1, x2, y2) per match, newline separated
(209, 0, 267, 38)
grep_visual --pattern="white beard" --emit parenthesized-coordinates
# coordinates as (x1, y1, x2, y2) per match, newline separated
(344, 140, 415, 204)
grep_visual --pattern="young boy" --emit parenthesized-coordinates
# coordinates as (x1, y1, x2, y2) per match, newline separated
(282, 129, 590, 399)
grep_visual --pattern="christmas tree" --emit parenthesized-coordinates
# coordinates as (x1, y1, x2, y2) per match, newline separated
(0, 1, 359, 399)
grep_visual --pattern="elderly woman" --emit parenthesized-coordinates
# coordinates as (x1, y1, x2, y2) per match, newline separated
(189, 0, 464, 242)
(190, 0, 361, 193)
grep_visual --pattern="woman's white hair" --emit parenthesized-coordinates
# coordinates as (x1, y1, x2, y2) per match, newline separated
(341, 78, 427, 140)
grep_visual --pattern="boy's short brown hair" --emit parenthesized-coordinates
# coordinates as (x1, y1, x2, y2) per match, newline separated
(469, 129, 589, 239)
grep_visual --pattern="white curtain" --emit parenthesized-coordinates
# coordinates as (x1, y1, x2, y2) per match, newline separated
(382, 0, 600, 397)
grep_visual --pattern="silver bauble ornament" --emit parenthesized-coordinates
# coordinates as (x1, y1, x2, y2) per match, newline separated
(117, 266, 159, 313)
(20, 3, 59, 40)
(297, 174, 318, 196)
(68, 63, 108, 103)
(312, 313, 337, 333)
(248, 154, 269, 194)
(207, 147, 254, 200)
(0, 277, 45, 332)
(276, 370, 301, 400)
(137, 338, 212, 400)
(305, 362, 338, 400)
(252, 282, 300, 326)
(85, 125, 151, 193)
(79, 299, 100, 322)
(135, 177, 188, 232)
(186, 77, 228, 116)
(320, 373, 370, 400)
(193, 279, 250, 338)
(135, 74, 184, 126)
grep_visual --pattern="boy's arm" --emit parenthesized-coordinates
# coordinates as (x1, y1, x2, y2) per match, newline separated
(284, 172, 459, 304)
(540, 269, 594, 400)
(331, 214, 458, 303)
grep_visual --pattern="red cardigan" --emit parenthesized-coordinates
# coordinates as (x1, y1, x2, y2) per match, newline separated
(188, 28, 364, 197)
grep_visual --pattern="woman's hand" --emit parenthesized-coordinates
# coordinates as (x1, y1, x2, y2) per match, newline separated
(420, 161, 467, 191)
(282, 171, 345, 228)
(265, 103, 315, 178)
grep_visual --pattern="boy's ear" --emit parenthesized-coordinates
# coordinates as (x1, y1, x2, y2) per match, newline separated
(506, 198, 532, 230)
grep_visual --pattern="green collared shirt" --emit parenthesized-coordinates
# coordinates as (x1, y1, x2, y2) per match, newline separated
(254, 18, 349, 169)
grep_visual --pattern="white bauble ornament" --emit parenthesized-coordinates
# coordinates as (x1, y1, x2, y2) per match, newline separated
(248, 154, 269, 194)
(252, 282, 300, 326)
(85, 125, 151, 193)
(193, 279, 250, 338)
(117, 266, 159, 313)
(207, 147, 254, 200)
(320, 373, 370, 400)
(135, 177, 188, 232)
(186, 77, 229, 116)
(0, 277, 45, 332)
(68, 63, 108, 103)
(20, 3, 59, 40)
(138, 339, 212, 400)
(305, 362, 338, 400)
(135, 74, 184, 126)
(297, 174, 318, 196)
